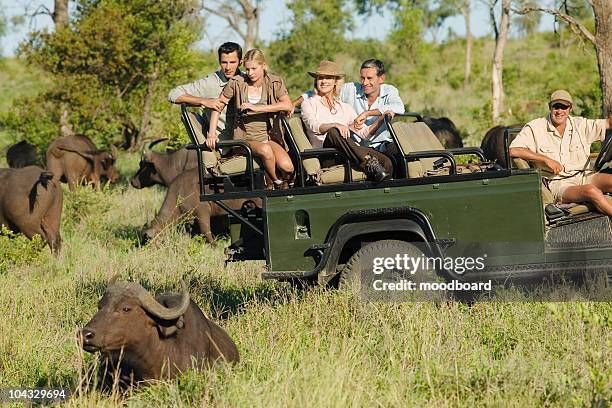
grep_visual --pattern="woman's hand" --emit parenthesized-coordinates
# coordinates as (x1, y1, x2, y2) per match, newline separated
(240, 102, 261, 112)
(334, 124, 350, 138)
(206, 131, 218, 150)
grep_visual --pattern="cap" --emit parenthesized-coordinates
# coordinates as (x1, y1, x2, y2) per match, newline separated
(549, 90, 573, 106)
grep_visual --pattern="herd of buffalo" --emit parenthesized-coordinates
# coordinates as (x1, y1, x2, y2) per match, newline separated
(1, 120, 514, 387)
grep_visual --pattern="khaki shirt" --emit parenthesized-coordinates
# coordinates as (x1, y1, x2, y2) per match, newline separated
(168, 70, 233, 142)
(221, 73, 289, 145)
(510, 114, 608, 179)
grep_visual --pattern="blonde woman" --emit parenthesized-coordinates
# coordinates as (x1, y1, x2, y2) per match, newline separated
(207, 49, 294, 189)
(301, 60, 392, 181)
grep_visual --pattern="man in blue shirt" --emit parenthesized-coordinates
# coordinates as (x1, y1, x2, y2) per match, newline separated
(339, 59, 405, 151)
(295, 59, 405, 173)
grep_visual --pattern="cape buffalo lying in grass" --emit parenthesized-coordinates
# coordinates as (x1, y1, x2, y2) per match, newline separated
(78, 278, 238, 386)
(6, 141, 37, 168)
(130, 139, 198, 188)
(0, 166, 63, 252)
(142, 168, 261, 244)
(46, 135, 119, 191)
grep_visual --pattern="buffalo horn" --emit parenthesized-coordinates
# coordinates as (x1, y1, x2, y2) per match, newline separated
(137, 280, 190, 320)
(108, 274, 121, 285)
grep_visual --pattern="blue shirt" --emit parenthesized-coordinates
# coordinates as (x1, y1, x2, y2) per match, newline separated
(302, 82, 405, 149)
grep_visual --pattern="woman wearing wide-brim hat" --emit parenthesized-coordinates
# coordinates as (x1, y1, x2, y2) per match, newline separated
(301, 60, 392, 181)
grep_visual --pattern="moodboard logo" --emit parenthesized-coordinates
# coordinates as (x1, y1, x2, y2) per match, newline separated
(357, 242, 611, 302)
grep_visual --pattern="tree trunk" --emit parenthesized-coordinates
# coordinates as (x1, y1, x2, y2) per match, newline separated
(135, 65, 159, 151)
(463, 5, 473, 89)
(492, 0, 510, 124)
(593, 0, 612, 117)
(53, 0, 69, 28)
(243, 0, 259, 49)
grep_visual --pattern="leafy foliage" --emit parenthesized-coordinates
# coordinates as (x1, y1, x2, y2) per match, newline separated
(0, 225, 46, 272)
(268, 0, 354, 94)
(2, 0, 204, 151)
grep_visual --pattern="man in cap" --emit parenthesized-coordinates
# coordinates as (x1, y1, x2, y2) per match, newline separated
(509, 89, 612, 215)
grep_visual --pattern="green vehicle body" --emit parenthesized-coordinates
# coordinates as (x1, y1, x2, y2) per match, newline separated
(222, 167, 611, 284)
(180, 105, 612, 284)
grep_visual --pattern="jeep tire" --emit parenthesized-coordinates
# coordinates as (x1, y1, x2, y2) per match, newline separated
(339, 239, 442, 300)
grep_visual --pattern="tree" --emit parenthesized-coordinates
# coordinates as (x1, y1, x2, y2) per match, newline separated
(513, 0, 541, 36)
(354, 0, 457, 41)
(448, 0, 473, 88)
(515, 0, 612, 116)
(202, 0, 262, 49)
(486, 0, 511, 123)
(8, 0, 203, 150)
(23, 0, 70, 28)
(53, 0, 69, 27)
(268, 0, 352, 94)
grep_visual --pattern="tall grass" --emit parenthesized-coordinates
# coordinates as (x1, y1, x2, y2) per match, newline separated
(0, 36, 610, 407)
(0, 156, 610, 407)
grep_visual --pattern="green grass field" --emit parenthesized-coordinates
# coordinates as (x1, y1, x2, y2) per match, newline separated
(0, 152, 610, 407)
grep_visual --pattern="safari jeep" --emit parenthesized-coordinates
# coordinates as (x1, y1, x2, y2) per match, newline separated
(180, 105, 612, 293)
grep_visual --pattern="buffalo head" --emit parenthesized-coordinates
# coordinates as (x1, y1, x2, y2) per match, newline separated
(79, 279, 190, 353)
(130, 139, 169, 188)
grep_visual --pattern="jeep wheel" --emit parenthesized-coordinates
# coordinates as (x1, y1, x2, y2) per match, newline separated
(339, 240, 442, 300)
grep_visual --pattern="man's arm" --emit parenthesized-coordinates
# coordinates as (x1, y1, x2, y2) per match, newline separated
(509, 147, 563, 174)
(168, 75, 224, 111)
(174, 94, 224, 111)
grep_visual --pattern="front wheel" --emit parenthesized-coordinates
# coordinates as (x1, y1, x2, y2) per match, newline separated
(339, 240, 444, 301)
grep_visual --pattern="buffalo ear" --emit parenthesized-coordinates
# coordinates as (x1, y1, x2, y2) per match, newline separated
(110, 145, 118, 160)
(156, 315, 184, 338)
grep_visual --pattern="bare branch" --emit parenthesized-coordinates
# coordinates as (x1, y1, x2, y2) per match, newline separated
(203, 5, 247, 40)
(514, 6, 596, 45)
(30, 4, 52, 18)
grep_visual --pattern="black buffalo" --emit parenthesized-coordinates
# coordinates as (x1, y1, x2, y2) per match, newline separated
(142, 168, 260, 244)
(130, 139, 198, 189)
(78, 278, 239, 386)
(46, 135, 119, 191)
(423, 117, 463, 148)
(0, 166, 63, 252)
(480, 124, 523, 168)
(6, 141, 37, 168)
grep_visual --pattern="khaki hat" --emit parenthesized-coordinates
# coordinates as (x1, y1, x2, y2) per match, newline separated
(549, 89, 573, 106)
(308, 60, 345, 78)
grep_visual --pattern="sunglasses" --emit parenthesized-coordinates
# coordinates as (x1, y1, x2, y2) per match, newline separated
(550, 103, 571, 110)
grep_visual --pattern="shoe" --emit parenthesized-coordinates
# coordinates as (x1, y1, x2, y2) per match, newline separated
(273, 179, 285, 190)
(265, 177, 274, 191)
(364, 155, 387, 182)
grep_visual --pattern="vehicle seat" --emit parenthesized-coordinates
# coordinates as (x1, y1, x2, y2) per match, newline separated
(391, 122, 482, 178)
(183, 110, 261, 176)
(286, 116, 366, 184)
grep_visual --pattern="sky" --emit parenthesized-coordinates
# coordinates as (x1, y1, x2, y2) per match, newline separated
(0, 0, 557, 57)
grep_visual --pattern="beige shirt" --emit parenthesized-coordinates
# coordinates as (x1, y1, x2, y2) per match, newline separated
(221, 73, 289, 144)
(168, 70, 233, 142)
(510, 114, 608, 179)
